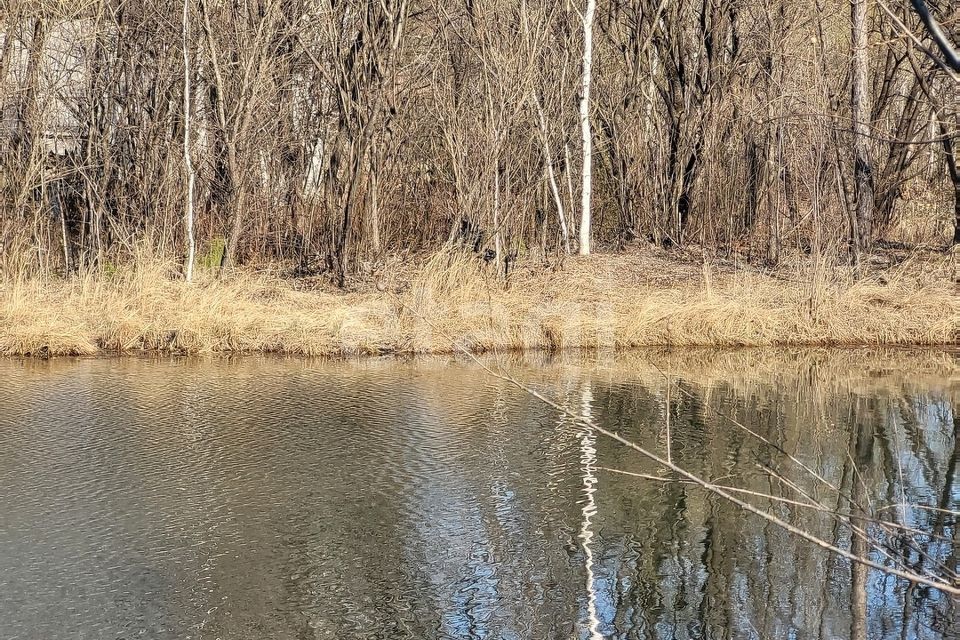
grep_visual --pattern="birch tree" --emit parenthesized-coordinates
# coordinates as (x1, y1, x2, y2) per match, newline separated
(850, 0, 874, 262)
(578, 0, 597, 256)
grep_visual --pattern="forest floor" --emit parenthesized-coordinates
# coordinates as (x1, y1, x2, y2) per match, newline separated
(0, 244, 957, 357)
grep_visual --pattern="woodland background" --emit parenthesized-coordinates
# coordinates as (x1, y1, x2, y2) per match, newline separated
(0, 0, 957, 284)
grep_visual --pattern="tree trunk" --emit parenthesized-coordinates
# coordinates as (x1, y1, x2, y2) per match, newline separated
(766, 130, 781, 265)
(744, 129, 760, 233)
(335, 142, 364, 288)
(850, 0, 874, 263)
(15, 18, 46, 164)
(532, 94, 570, 255)
(578, 0, 597, 256)
(53, 184, 72, 273)
(564, 142, 577, 237)
(199, 0, 246, 276)
(940, 119, 960, 245)
(183, 0, 197, 282)
(219, 141, 243, 272)
(494, 164, 502, 268)
(369, 157, 381, 255)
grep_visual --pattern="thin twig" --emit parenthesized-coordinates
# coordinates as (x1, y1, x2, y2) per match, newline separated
(598, 465, 958, 546)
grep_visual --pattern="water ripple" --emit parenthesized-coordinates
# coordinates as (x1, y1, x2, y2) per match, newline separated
(0, 354, 955, 639)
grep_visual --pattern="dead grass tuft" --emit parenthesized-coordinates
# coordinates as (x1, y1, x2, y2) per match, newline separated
(1, 248, 957, 357)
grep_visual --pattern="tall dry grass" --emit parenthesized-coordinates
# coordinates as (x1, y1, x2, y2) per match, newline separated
(0, 248, 957, 357)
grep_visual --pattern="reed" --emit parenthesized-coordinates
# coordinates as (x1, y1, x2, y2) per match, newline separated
(1, 249, 956, 357)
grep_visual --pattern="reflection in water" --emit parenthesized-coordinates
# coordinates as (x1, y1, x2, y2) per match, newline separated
(0, 349, 956, 639)
(577, 382, 603, 640)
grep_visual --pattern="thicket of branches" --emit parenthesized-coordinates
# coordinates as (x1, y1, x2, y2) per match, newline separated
(0, 0, 957, 281)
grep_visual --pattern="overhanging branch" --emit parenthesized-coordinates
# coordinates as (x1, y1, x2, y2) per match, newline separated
(910, 0, 960, 72)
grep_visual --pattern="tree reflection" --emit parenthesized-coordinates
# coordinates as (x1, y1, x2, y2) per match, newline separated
(0, 352, 955, 639)
(577, 381, 603, 640)
(584, 357, 958, 639)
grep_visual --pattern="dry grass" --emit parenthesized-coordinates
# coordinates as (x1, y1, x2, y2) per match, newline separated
(579, 346, 960, 402)
(0, 247, 957, 357)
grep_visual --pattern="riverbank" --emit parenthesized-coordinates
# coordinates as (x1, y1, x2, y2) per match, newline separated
(1, 247, 957, 357)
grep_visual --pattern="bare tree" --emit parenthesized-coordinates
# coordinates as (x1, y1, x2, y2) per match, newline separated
(578, 0, 597, 255)
(850, 0, 874, 262)
(1, 0, 957, 279)
(182, 0, 196, 282)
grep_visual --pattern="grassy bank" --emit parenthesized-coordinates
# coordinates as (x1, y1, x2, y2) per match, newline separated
(1, 247, 957, 357)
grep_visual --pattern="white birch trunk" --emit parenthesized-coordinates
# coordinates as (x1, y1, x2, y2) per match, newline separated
(579, 0, 597, 256)
(182, 0, 196, 282)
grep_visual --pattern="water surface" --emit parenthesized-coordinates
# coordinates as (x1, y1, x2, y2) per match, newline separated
(0, 349, 957, 639)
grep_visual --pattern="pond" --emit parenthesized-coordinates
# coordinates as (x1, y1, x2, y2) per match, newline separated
(0, 349, 956, 639)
